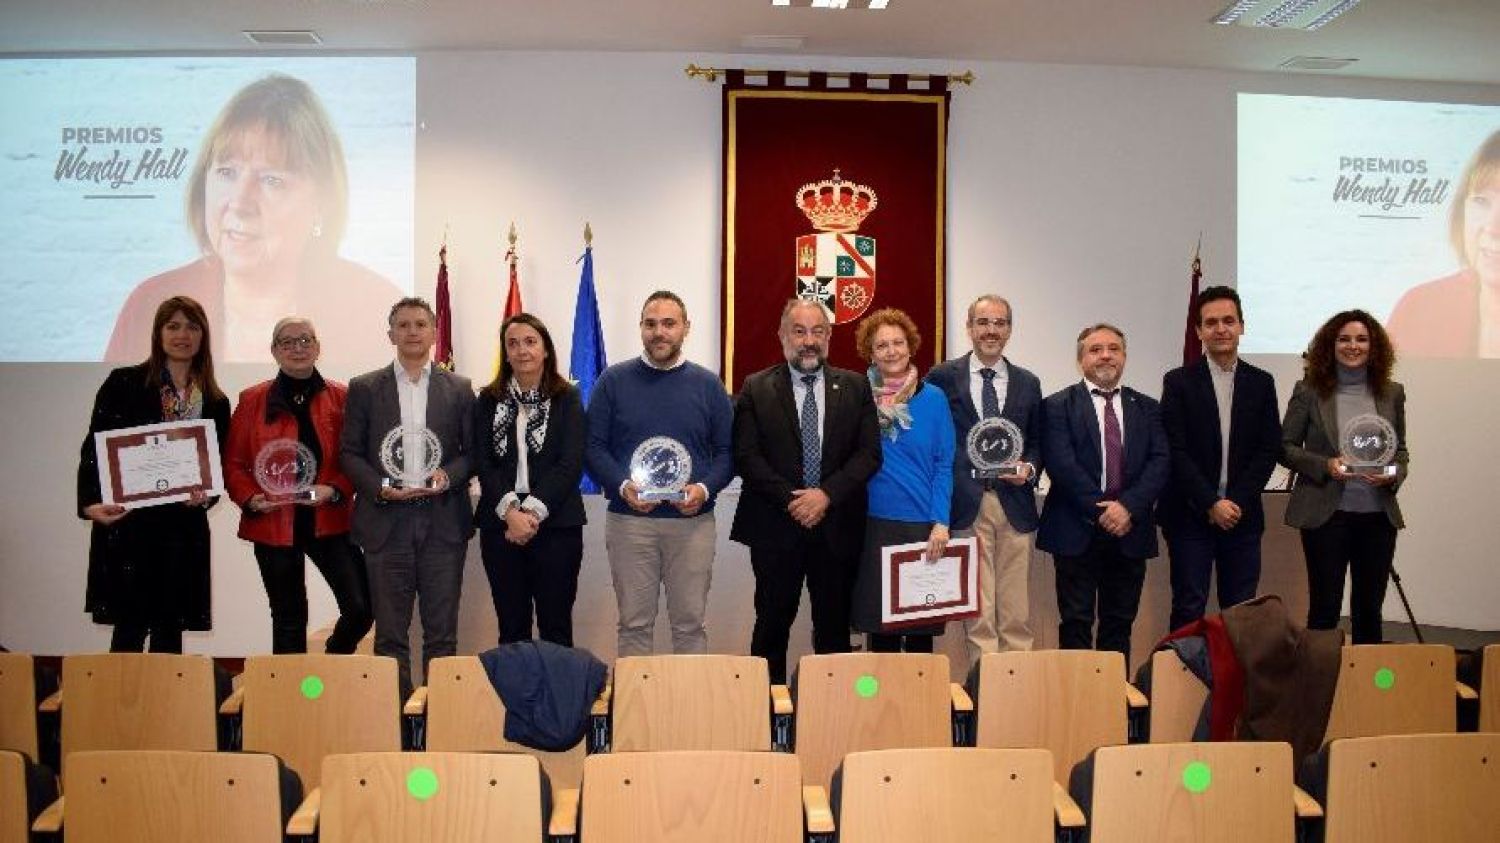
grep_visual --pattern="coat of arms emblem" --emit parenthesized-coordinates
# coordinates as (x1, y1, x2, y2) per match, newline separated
(794, 169, 877, 324)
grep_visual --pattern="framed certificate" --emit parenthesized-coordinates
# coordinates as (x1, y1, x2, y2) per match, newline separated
(94, 419, 224, 508)
(879, 536, 980, 629)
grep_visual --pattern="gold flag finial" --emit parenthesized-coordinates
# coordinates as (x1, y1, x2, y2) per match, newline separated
(507, 221, 517, 247)
(584, 222, 593, 247)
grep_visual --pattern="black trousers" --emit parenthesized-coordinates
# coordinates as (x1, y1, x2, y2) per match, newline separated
(1166, 521, 1263, 632)
(1054, 533, 1147, 660)
(867, 633, 934, 653)
(1301, 510, 1397, 645)
(254, 535, 373, 655)
(750, 531, 854, 684)
(479, 525, 584, 647)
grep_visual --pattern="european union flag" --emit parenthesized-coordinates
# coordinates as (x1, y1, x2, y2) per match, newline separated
(570, 245, 607, 493)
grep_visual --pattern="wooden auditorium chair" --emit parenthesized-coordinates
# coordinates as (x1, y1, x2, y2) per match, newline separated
(59, 750, 296, 843)
(221, 653, 400, 835)
(573, 749, 825, 843)
(831, 747, 1054, 843)
(972, 649, 1147, 835)
(1479, 643, 1499, 733)
(1144, 648, 1211, 743)
(0, 652, 39, 763)
(317, 751, 557, 842)
(1315, 732, 1500, 842)
(607, 654, 790, 752)
(406, 654, 589, 798)
(791, 652, 969, 795)
(1322, 644, 1465, 742)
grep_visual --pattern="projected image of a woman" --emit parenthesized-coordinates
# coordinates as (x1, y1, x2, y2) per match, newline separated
(1387, 128, 1500, 358)
(104, 74, 402, 364)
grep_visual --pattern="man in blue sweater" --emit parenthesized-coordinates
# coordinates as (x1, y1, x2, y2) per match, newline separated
(585, 291, 735, 655)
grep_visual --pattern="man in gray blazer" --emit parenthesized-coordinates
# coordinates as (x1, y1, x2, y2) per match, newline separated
(926, 295, 1043, 665)
(340, 297, 474, 696)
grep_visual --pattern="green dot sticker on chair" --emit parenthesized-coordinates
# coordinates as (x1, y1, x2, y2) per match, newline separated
(407, 767, 439, 801)
(854, 674, 879, 698)
(299, 675, 324, 700)
(1374, 667, 1396, 691)
(1182, 761, 1212, 793)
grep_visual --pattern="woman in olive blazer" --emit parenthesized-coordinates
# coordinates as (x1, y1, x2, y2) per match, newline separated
(1280, 309, 1407, 644)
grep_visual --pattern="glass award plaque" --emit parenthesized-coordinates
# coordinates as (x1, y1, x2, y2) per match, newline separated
(379, 425, 443, 489)
(629, 436, 692, 502)
(967, 416, 1025, 479)
(1339, 413, 1398, 477)
(254, 438, 318, 503)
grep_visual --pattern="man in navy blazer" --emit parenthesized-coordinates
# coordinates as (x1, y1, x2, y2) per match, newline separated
(926, 295, 1043, 665)
(1158, 286, 1281, 631)
(1038, 323, 1169, 659)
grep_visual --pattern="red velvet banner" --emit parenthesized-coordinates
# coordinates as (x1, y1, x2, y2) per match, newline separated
(720, 76, 950, 393)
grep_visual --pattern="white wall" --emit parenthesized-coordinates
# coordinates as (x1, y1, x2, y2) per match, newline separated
(3, 50, 1497, 656)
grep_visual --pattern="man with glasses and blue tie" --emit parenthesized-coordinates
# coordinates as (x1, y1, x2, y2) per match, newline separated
(927, 295, 1044, 669)
(1037, 323, 1169, 660)
(731, 298, 882, 683)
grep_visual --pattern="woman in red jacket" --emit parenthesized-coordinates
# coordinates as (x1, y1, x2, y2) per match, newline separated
(225, 316, 372, 653)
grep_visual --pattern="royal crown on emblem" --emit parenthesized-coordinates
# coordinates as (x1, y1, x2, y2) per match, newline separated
(795, 169, 878, 233)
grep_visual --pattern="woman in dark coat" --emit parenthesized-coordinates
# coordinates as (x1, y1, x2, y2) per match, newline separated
(77, 295, 231, 652)
(472, 313, 587, 647)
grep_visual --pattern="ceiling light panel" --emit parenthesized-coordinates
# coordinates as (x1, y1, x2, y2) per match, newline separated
(1211, 0, 1362, 29)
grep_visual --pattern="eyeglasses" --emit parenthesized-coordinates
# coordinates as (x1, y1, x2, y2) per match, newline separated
(275, 335, 317, 350)
(971, 318, 1011, 329)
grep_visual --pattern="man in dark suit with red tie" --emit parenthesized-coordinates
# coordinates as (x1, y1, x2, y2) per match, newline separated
(731, 298, 882, 683)
(1159, 286, 1282, 631)
(1037, 323, 1169, 658)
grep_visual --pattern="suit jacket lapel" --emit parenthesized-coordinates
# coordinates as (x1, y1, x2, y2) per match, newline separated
(772, 367, 800, 442)
(822, 368, 847, 451)
(1193, 358, 1224, 459)
(1316, 392, 1340, 448)
(1074, 382, 1103, 472)
(958, 353, 981, 423)
(1121, 387, 1146, 467)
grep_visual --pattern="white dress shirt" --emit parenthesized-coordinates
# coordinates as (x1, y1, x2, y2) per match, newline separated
(968, 354, 1010, 417)
(1208, 357, 1237, 497)
(1084, 378, 1125, 492)
(393, 359, 433, 486)
(790, 365, 827, 441)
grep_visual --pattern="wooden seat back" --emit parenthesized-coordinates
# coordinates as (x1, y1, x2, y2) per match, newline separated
(581, 750, 803, 843)
(1480, 644, 1499, 733)
(422, 655, 585, 793)
(835, 747, 1053, 842)
(1323, 644, 1455, 742)
(1086, 741, 1294, 842)
(320, 751, 546, 842)
(60, 654, 216, 773)
(63, 750, 287, 843)
(0, 750, 28, 843)
(612, 655, 771, 751)
(0, 653, 37, 760)
(793, 653, 951, 792)
(1323, 733, 1500, 842)
(241, 654, 400, 788)
(975, 650, 1126, 784)
(1146, 649, 1210, 744)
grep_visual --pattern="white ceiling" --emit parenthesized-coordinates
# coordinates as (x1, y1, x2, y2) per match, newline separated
(2, 0, 1498, 86)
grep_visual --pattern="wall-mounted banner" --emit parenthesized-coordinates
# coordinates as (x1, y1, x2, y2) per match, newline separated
(720, 73, 949, 392)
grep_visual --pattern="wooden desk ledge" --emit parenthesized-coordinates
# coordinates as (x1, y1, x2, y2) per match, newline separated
(1456, 681, 1479, 701)
(31, 796, 63, 833)
(218, 685, 246, 716)
(1293, 786, 1324, 819)
(802, 785, 835, 835)
(1124, 682, 1149, 710)
(549, 787, 581, 837)
(286, 787, 321, 836)
(404, 685, 429, 716)
(771, 684, 794, 715)
(1051, 781, 1086, 829)
(590, 679, 613, 717)
(38, 689, 62, 713)
(949, 683, 974, 713)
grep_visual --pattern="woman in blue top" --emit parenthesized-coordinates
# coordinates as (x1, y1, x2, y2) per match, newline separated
(849, 308, 956, 653)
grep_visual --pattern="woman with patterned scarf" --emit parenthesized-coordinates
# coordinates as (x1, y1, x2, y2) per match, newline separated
(76, 295, 231, 652)
(472, 313, 587, 646)
(848, 308, 956, 653)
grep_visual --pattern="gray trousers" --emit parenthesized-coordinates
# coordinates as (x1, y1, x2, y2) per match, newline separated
(364, 506, 467, 697)
(604, 511, 716, 656)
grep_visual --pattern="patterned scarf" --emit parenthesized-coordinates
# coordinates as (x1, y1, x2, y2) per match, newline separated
(491, 381, 551, 458)
(160, 370, 204, 421)
(869, 365, 918, 441)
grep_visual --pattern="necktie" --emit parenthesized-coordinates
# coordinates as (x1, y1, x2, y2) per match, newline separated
(1092, 388, 1123, 499)
(800, 374, 821, 487)
(979, 367, 1000, 419)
